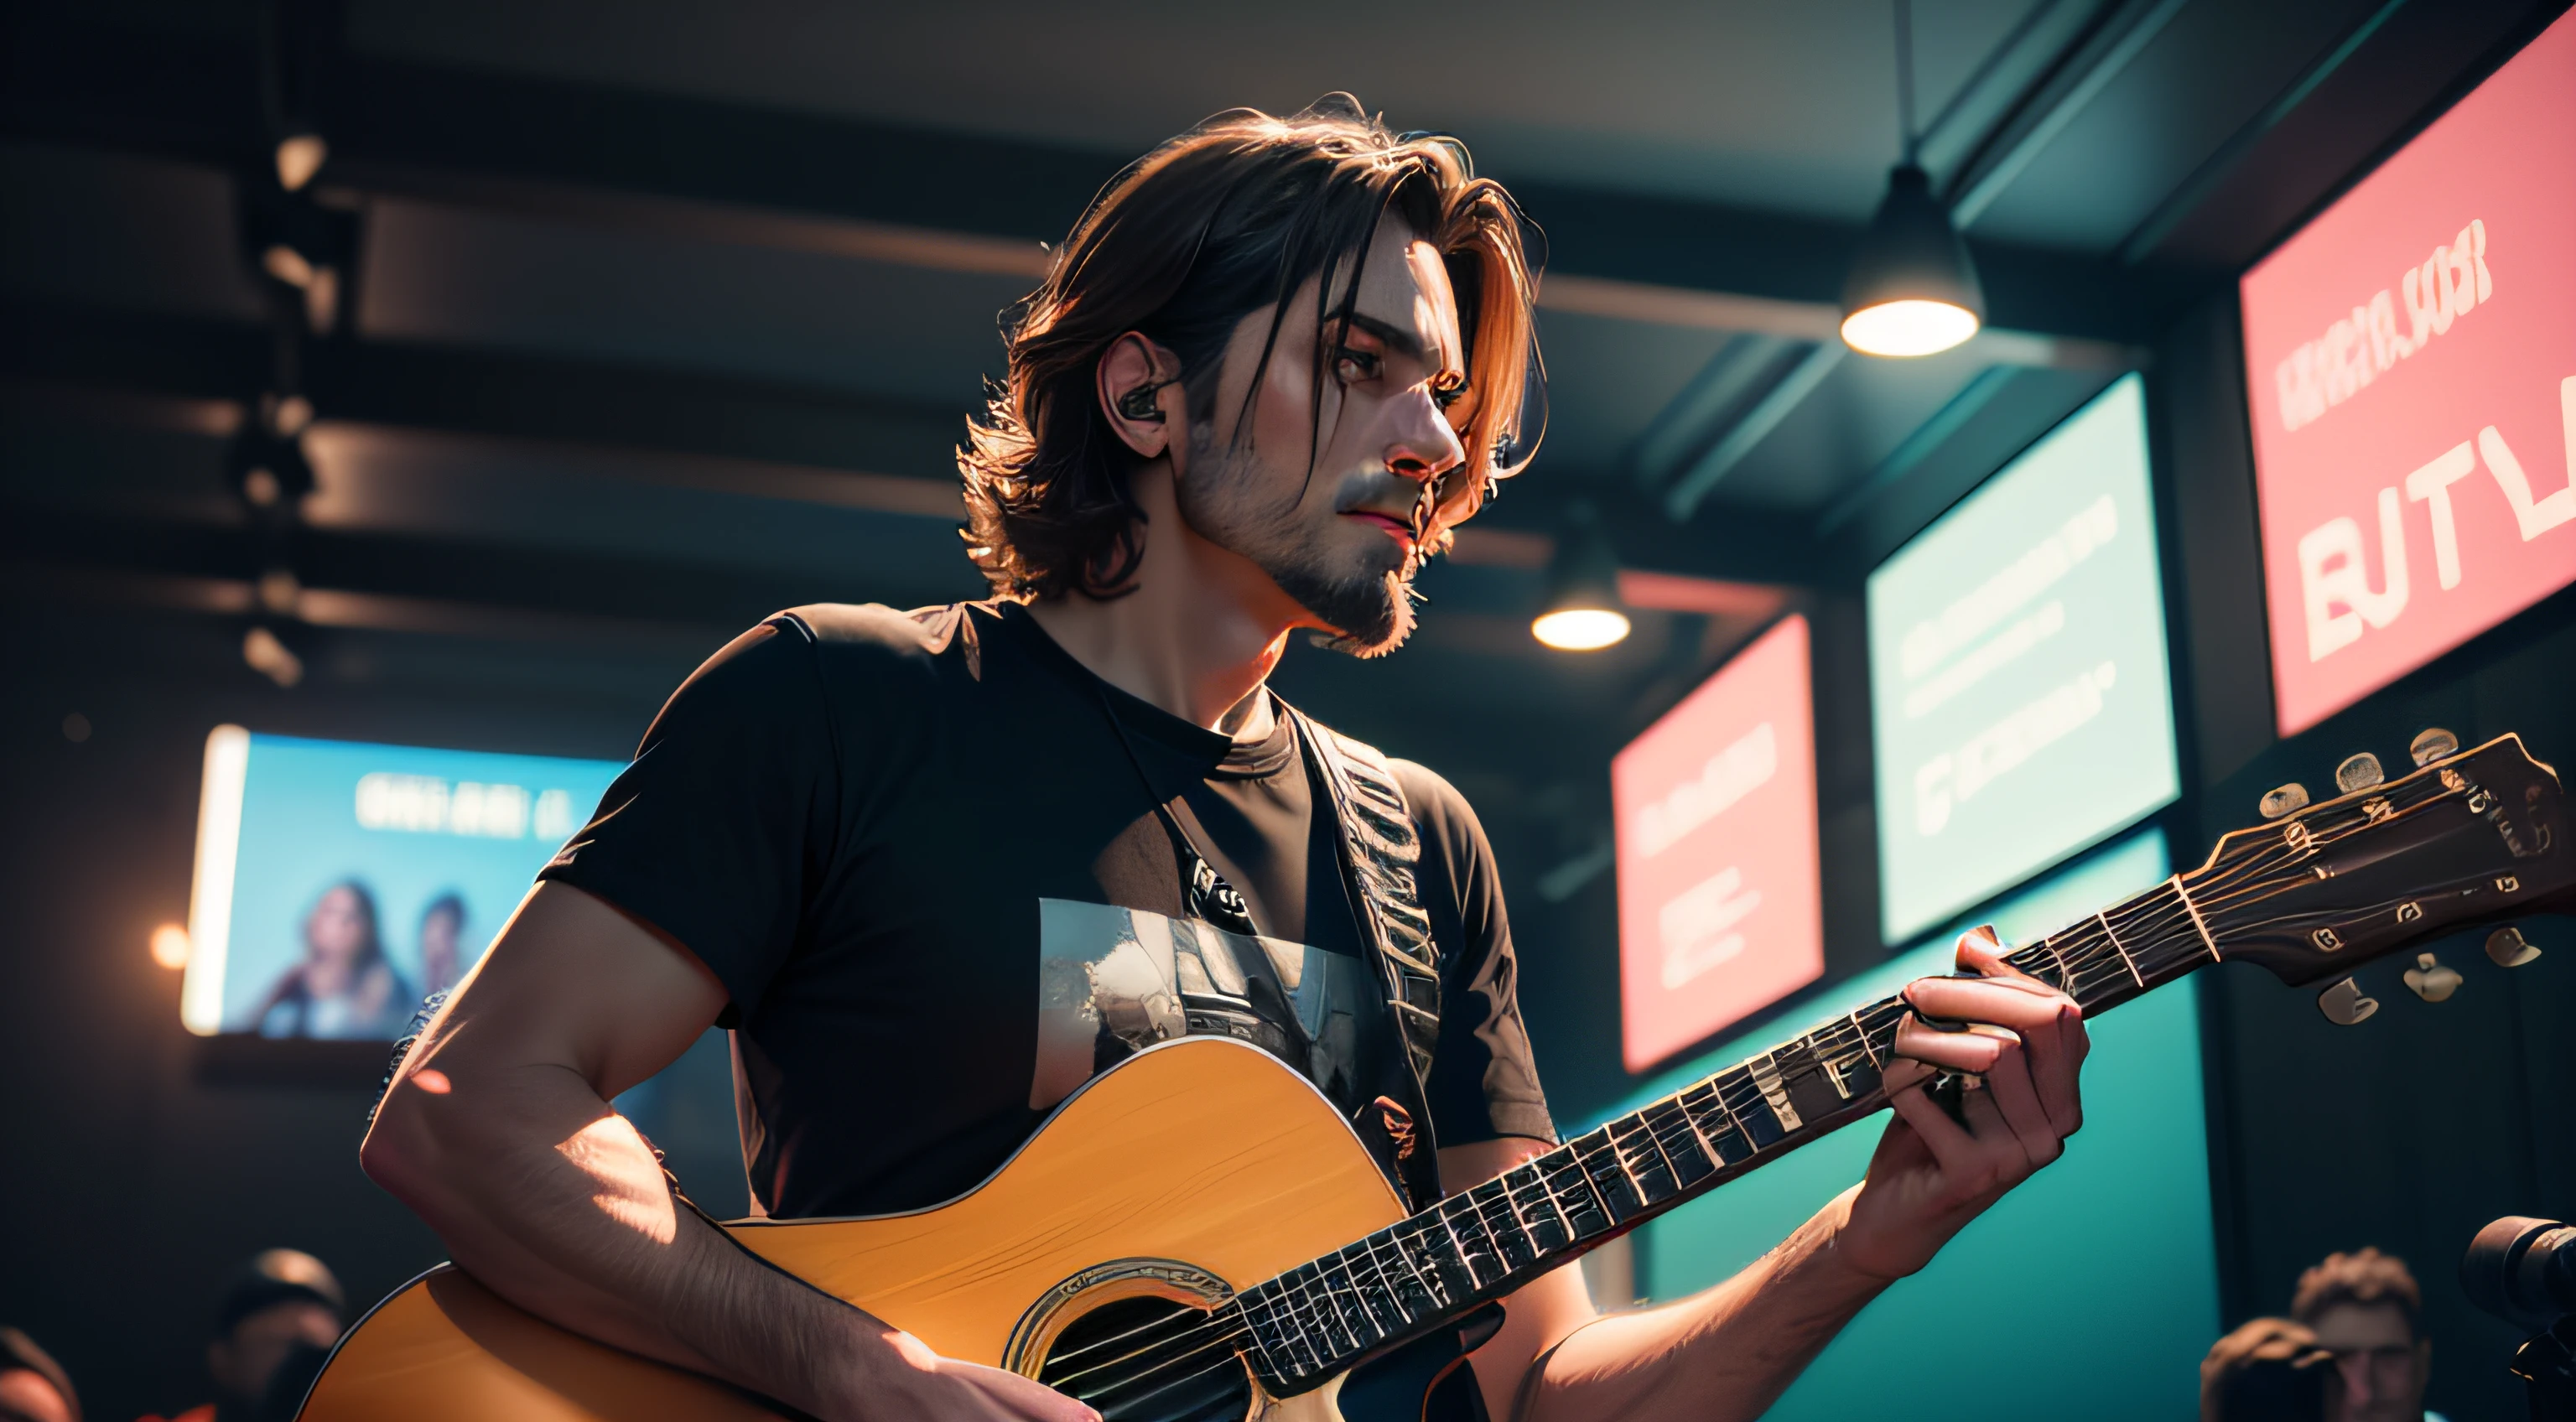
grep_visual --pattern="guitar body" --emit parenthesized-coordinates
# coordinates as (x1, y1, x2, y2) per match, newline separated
(300, 1037, 1475, 1422)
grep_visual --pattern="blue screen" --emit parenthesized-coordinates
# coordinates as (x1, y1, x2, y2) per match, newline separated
(184, 729, 624, 1038)
(1867, 374, 2180, 942)
(1604, 831, 2219, 1422)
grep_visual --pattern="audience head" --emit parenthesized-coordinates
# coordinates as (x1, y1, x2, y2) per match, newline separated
(2290, 1248, 2429, 1422)
(0, 1328, 79, 1422)
(207, 1249, 345, 1411)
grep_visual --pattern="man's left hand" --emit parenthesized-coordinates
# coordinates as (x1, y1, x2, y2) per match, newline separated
(1833, 926, 2090, 1281)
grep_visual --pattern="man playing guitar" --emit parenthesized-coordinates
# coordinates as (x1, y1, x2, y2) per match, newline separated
(361, 98, 2091, 1422)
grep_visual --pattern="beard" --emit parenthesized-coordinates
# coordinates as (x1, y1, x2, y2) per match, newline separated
(1173, 427, 1425, 659)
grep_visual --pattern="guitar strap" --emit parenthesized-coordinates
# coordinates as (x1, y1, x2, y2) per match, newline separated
(1280, 702, 1448, 1213)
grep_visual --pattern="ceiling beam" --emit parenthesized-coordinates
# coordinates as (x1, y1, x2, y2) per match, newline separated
(2, 299, 965, 492)
(1943, 0, 2194, 229)
(2, 9, 2148, 346)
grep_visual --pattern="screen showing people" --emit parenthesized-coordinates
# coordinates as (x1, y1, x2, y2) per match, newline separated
(2240, 8, 2576, 735)
(181, 726, 623, 1040)
(1612, 614, 1823, 1071)
(1866, 374, 2179, 943)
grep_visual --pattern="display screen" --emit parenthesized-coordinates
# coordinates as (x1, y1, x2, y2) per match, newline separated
(2241, 9, 2576, 734)
(1867, 374, 2179, 943)
(183, 727, 622, 1038)
(1612, 614, 1822, 1072)
(1618, 830, 2217, 1422)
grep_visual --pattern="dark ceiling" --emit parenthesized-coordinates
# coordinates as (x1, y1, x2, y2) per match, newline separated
(0, 0, 2557, 918)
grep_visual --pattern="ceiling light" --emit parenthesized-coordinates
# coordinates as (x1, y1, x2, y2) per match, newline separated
(1533, 501, 1632, 651)
(243, 625, 304, 688)
(1841, 2, 1984, 359)
(1840, 165, 1984, 357)
(1534, 608, 1633, 651)
(150, 923, 192, 970)
(275, 132, 328, 192)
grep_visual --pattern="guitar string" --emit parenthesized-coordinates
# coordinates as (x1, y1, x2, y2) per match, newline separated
(1049, 786, 2468, 1399)
(1050, 910, 2225, 1396)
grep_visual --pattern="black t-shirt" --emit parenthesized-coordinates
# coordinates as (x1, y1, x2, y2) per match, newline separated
(542, 600, 1553, 1220)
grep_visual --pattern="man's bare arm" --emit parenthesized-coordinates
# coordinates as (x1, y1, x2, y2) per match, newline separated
(359, 881, 1093, 1422)
(1456, 932, 2090, 1422)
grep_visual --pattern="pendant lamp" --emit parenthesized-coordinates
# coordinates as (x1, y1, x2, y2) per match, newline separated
(1532, 501, 1631, 651)
(1841, 1, 1984, 358)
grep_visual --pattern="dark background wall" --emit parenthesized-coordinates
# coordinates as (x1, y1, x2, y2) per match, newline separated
(2154, 290, 2576, 1421)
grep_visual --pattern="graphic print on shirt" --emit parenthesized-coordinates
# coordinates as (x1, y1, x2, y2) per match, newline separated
(1031, 898, 1372, 1124)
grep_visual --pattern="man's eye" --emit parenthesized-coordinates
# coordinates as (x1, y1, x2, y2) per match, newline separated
(1431, 379, 1467, 410)
(1334, 347, 1381, 381)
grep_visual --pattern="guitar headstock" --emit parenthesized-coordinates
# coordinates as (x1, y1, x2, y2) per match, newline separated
(2190, 731, 2572, 993)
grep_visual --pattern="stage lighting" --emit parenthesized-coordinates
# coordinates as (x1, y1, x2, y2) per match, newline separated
(1534, 503, 1631, 651)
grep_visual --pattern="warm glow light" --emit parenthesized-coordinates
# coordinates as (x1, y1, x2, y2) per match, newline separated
(1841, 298, 1981, 357)
(1533, 607, 1632, 651)
(275, 133, 329, 192)
(149, 923, 191, 970)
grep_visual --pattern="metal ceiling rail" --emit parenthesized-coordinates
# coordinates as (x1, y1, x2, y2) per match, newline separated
(1945, 0, 2195, 229)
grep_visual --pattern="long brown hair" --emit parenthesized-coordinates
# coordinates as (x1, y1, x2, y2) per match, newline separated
(960, 95, 1542, 601)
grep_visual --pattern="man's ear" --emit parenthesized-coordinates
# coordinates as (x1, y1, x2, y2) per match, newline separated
(1097, 332, 1181, 459)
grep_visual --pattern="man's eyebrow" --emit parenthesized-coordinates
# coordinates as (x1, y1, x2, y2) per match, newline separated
(1337, 310, 1430, 363)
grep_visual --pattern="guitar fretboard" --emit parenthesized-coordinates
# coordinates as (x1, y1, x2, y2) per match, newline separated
(1230, 872, 2225, 1393)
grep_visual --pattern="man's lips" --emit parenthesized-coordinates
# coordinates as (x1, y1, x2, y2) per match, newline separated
(1343, 511, 1416, 549)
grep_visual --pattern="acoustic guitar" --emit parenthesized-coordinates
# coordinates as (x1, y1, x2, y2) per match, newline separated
(299, 730, 2573, 1421)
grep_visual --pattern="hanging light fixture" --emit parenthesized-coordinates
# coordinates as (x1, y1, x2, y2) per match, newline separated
(1532, 501, 1631, 651)
(1841, 0, 1985, 358)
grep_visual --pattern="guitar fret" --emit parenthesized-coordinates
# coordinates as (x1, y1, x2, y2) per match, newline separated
(1670, 1088, 1729, 1172)
(2172, 874, 2222, 965)
(2096, 910, 2143, 988)
(1443, 1193, 1504, 1287)
(1353, 1230, 1425, 1328)
(1848, 1010, 1883, 1068)
(1644, 1099, 1716, 1186)
(1507, 1162, 1576, 1254)
(1545, 1144, 1617, 1238)
(1423, 1206, 1483, 1299)
(1472, 1177, 1539, 1269)
(1233, 1298, 1286, 1382)
(1688, 1077, 1760, 1161)
(1748, 1054, 1803, 1133)
(1290, 1267, 1354, 1361)
(1329, 1249, 1387, 1342)
(1610, 1115, 1680, 1202)
(1259, 1283, 1326, 1378)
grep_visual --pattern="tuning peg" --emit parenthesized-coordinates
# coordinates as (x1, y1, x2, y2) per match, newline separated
(2336, 752, 2386, 794)
(2260, 783, 2311, 819)
(2316, 977, 2380, 1025)
(2409, 728, 2460, 767)
(2486, 926, 2542, 968)
(2403, 952, 2462, 1002)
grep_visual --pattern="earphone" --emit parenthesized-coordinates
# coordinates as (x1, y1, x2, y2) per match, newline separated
(1116, 381, 1167, 423)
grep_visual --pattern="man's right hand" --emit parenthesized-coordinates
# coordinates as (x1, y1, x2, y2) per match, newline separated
(871, 1334, 1098, 1422)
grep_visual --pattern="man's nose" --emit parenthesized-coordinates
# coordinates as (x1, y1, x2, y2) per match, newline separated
(1385, 397, 1465, 485)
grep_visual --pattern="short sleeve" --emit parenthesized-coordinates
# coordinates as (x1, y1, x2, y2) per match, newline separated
(1394, 760, 1556, 1148)
(540, 615, 839, 1024)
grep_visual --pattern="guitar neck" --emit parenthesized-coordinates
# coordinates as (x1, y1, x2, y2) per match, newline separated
(1233, 871, 2225, 1395)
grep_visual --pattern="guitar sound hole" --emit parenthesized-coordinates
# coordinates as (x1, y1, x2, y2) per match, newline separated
(1036, 1295, 1251, 1422)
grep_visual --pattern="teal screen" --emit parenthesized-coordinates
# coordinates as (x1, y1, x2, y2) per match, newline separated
(1867, 374, 2180, 942)
(1607, 830, 2219, 1422)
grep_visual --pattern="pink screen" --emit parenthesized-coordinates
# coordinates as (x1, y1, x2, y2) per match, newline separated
(2241, 9, 2576, 735)
(1613, 615, 1822, 1072)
